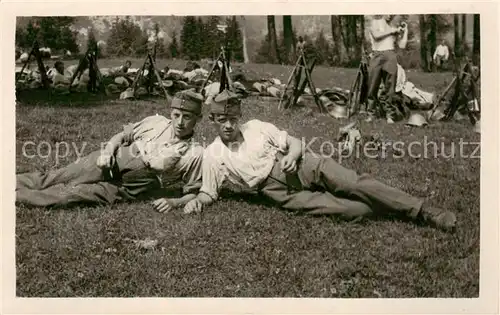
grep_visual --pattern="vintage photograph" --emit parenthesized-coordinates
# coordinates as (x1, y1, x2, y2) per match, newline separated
(14, 14, 481, 298)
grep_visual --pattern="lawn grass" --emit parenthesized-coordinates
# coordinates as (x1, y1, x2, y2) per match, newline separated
(15, 62, 480, 297)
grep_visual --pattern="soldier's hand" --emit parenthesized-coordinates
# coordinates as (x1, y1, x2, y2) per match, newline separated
(281, 155, 298, 174)
(183, 198, 203, 214)
(96, 153, 114, 169)
(152, 198, 175, 213)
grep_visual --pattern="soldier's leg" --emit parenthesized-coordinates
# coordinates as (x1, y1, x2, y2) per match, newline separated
(16, 150, 105, 191)
(380, 50, 399, 120)
(16, 182, 122, 208)
(259, 156, 372, 218)
(297, 153, 456, 231)
(366, 52, 384, 121)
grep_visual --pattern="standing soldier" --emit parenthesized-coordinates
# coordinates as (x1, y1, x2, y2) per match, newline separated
(365, 15, 408, 123)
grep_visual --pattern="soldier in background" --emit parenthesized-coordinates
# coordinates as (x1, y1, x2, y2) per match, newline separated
(365, 15, 408, 123)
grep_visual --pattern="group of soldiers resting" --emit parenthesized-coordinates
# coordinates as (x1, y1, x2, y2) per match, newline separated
(16, 59, 213, 96)
(17, 15, 475, 235)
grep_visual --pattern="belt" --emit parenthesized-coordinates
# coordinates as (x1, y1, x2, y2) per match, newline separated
(104, 143, 154, 183)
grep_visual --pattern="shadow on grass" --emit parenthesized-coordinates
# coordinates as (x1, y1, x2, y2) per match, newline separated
(218, 189, 432, 229)
(16, 89, 118, 108)
(15, 89, 172, 108)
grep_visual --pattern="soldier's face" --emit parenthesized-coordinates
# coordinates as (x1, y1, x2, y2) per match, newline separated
(171, 108, 198, 138)
(211, 114, 241, 142)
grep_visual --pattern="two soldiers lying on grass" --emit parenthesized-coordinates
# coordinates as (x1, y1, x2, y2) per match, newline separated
(16, 89, 457, 232)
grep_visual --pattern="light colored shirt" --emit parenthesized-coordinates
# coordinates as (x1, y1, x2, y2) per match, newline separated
(433, 44, 449, 60)
(200, 119, 289, 201)
(122, 114, 204, 194)
(183, 68, 208, 81)
(66, 64, 79, 77)
(52, 72, 70, 86)
(369, 18, 397, 52)
(167, 69, 184, 76)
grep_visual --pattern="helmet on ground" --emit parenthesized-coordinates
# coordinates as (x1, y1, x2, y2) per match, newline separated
(406, 113, 428, 127)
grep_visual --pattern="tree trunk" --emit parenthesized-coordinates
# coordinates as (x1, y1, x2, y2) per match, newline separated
(360, 15, 366, 54)
(330, 15, 340, 65)
(454, 14, 460, 57)
(473, 14, 480, 65)
(283, 15, 294, 64)
(350, 16, 361, 63)
(267, 15, 281, 64)
(419, 15, 429, 71)
(339, 16, 353, 63)
(239, 16, 249, 63)
(331, 15, 347, 65)
(461, 14, 467, 54)
(429, 15, 437, 61)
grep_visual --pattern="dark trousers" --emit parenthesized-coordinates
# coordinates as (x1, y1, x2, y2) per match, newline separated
(366, 50, 398, 117)
(16, 144, 161, 207)
(259, 153, 423, 219)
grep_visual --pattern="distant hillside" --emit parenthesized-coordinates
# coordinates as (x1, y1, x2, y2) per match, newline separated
(16, 15, 475, 62)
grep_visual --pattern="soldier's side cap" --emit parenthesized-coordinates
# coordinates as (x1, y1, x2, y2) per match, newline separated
(171, 89, 203, 115)
(210, 89, 242, 115)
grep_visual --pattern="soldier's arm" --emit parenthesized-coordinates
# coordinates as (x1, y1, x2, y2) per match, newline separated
(150, 143, 202, 212)
(167, 193, 198, 208)
(102, 131, 127, 156)
(194, 147, 225, 207)
(370, 20, 399, 40)
(101, 116, 151, 156)
(285, 135, 304, 161)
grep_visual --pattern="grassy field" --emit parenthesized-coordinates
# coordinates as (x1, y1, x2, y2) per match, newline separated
(15, 60, 480, 298)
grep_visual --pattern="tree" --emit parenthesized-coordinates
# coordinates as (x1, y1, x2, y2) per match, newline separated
(15, 26, 31, 50)
(226, 16, 244, 62)
(239, 16, 249, 63)
(87, 27, 98, 55)
(360, 15, 366, 54)
(461, 14, 467, 53)
(155, 38, 168, 59)
(267, 16, 281, 64)
(338, 15, 363, 66)
(180, 16, 201, 60)
(419, 15, 430, 71)
(197, 17, 206, 58)
(283, 16, 294, 64)
(15, 17, 79, 53)
(428, 15, 437, 62)
(106, 17, 148, 57)
(168, 30, 180, 58)
(314, 29, 332, 65)
(203, 16, 222, 59)
(473, 14, 480, 65)
(454, 14, 461, 57)
(330, 15, 347, 66)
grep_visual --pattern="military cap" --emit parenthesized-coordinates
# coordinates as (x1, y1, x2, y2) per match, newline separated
(170, 89, 203, 115)
(209, 89, 241, 116)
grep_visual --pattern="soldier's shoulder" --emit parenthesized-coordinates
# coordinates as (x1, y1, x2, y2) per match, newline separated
(141, 114, 170, 124)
